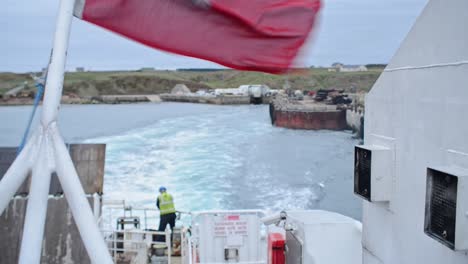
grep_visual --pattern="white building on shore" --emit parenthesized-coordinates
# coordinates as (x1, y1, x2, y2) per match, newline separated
(329, 63, 368, 72)
(214, 84, 272, 97)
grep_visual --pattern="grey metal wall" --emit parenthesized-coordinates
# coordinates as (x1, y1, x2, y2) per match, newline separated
(0, 144, 105, 195)
(0, 148, 29, 195)
(0, 197, 96, 264)
(0, 144, 106, 264)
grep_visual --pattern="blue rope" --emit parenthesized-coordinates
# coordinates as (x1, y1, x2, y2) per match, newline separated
(17, 82, 45, 154)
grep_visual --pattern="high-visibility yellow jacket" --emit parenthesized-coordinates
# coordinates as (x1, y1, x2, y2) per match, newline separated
(157, 192, 176, 215)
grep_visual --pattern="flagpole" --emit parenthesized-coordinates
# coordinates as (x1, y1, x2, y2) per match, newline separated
(41, 0, 75, 126)
(10, 0, 113, 262)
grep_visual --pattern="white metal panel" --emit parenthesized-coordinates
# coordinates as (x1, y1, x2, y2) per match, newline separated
(193, 211, 264, 263)
(456, 173, 468, 251)
(286, 210, 362, 264)
(386, 0, 468, 71)
(363, 248, 384, 264)
(363, 0, 468, 262)
(362, 203, 393, 262)
(356, 144, 394, 202)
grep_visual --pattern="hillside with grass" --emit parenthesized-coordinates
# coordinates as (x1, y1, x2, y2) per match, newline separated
(0, 68, 383, 98)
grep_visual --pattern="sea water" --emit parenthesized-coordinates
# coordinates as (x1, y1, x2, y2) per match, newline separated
(0, 103, 361, 226)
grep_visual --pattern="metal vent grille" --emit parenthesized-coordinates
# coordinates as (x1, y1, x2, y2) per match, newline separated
(354, 147, 372, 200)
(425, 169, 457, 249)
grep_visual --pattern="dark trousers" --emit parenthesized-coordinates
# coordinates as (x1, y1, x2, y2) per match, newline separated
(155, 212, 176, 242)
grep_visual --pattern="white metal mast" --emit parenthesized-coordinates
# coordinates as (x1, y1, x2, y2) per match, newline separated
(0, 0, 113, 262)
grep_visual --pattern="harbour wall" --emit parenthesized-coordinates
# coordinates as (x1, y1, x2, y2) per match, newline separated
(270, 105, 348, 130)
(269, 96, 348, 130)
(346, 109, 364, 138)
(160, 94, 251, 104)
(0, 94, 163, 105)
(160, 94, 273, 105)
(0, 144, 106, 264)
(269, 96, 364, 136)
(89, 94, 162, 104)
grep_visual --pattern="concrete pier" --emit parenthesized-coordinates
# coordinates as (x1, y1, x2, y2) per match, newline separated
(88, 94, 162, 104)
(160, 94, 252, 105)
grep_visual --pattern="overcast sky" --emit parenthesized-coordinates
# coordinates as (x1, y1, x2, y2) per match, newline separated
(2, 0, 428, 72)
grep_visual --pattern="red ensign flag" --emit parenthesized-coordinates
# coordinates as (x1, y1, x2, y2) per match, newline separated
(74, 0, 321, 73)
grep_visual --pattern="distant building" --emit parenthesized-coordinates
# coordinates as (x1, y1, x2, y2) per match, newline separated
(214, 88, 244, 96)
(329, 63, 368, 72)
(76, 67, 85, 72)
(171, 84, 191, 94)
(331, 62, 344, 68)
(139, 67, 155, 72)
(338, 65, 368, 72)
(214, 84, 271, 97)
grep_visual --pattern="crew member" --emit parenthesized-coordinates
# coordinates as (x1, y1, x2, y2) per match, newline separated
(156, 186, 176, 241)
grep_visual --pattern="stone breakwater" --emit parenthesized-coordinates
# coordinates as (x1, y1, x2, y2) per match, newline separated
(0, 94, 163, 105)
(160, 94, 253, 105)
(269, 96, 348, 131)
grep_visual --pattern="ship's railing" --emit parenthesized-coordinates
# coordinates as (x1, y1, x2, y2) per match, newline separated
(191, 209, 265, 215)
(99, 202, 268, 264)
(101, 228, 173, 263)
(99, 199, 159, 230)
(98, 199, 192, 230)
(98, 199, 189, 263)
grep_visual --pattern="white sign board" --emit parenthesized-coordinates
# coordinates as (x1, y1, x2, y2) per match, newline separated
(213, 214, 248, 237)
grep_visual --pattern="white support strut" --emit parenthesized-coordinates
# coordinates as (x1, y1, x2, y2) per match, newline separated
(0, 0, 114, 262)
(53, 126, 113, 264)
(0, 132, 38, 214)
(19, 133, 53, 264)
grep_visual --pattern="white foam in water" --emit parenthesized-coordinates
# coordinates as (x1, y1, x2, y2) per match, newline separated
(84, 104, 362, 224)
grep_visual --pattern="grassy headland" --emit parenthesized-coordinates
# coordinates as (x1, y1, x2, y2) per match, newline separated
(0, 68, 383, 99)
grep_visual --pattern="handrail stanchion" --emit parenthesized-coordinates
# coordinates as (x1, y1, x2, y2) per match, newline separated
(93, 193, 101, 223)
(166, 226, 172, 264)
(181, 229, 185, 263)
(144, 209, 148, 230)
(113, 230, 117, 263)
(188, 237, 193, 264)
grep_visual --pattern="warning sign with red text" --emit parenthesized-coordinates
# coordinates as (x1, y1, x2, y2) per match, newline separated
(213, 214, 248, 237)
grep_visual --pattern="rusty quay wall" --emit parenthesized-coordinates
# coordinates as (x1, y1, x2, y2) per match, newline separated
(271, 107, 348, 130)
(269, 96, 348, 130)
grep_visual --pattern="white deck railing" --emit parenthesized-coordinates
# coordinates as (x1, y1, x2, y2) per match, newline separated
(101, 228, 173, 264)
(99, 202, 268, 264)
(99, 200, 186, 263)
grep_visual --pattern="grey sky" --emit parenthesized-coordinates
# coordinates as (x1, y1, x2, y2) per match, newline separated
(2, 0, 428, 72)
